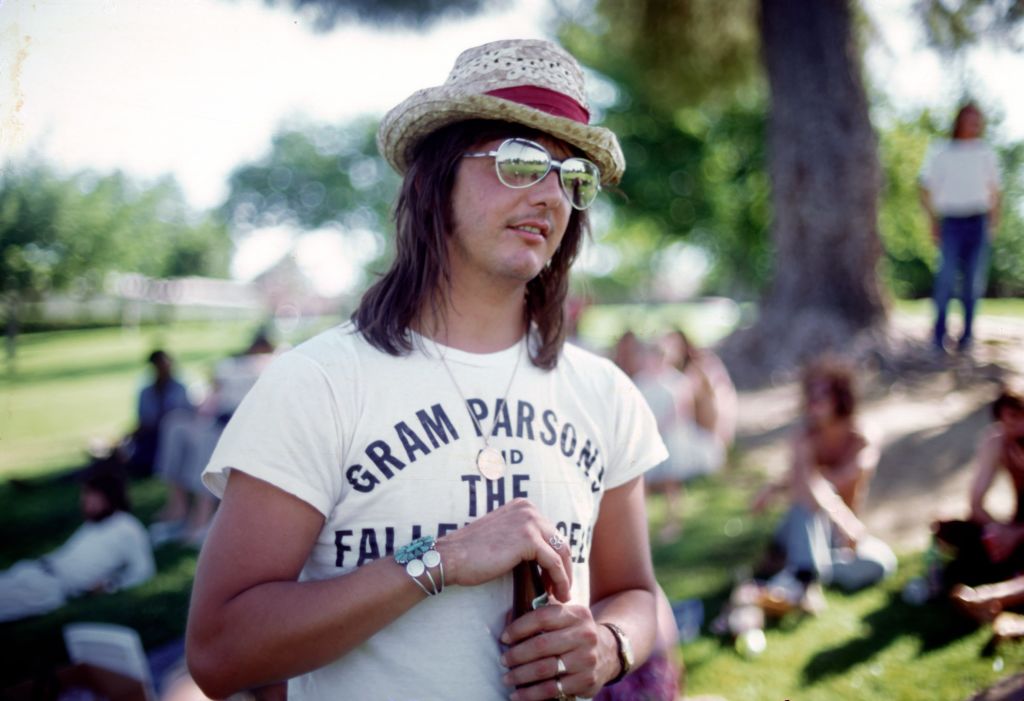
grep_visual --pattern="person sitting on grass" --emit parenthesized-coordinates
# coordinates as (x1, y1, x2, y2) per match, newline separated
(750, 356, 896, 612)
(0, 460, 155, 623)
(951, 574, 1024, 640)
(127, 349, 194, 479)
(931, 380, 1024, 637)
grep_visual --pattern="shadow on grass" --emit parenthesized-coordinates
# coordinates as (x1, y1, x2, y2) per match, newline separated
(802, 590, 979, 684)
(872, 402, 991, 503)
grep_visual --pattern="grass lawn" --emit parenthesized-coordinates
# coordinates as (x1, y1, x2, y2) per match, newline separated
(1, 312, 1022, 698)
(0, 318, 332, 478)
(649, 473, 1024, 700)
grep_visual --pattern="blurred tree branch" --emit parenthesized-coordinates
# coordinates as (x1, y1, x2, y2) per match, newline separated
(257, 0, 505, 30)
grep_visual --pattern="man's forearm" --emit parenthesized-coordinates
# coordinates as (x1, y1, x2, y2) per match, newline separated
(590, 587, 658, 682)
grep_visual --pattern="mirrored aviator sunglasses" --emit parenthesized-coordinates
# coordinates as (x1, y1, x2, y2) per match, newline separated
(464, 138, 602, 210)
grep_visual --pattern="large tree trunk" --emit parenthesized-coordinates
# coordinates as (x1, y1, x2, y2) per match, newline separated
(722, 0, 888, 386)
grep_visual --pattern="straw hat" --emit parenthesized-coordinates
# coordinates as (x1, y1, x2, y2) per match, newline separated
(377, 39, 625, 185)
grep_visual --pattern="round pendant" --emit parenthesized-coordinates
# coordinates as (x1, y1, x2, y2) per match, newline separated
(476, 446, 506, 480)
(422, 550, 441, 568)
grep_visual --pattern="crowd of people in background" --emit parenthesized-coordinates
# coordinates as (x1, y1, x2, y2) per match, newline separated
(0, 327, 278, 627)
(148, 332, 276, 547)
(612, 328, 736, 543)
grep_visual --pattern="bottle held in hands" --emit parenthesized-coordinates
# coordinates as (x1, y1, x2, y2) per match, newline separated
(512, 560, 549, 619)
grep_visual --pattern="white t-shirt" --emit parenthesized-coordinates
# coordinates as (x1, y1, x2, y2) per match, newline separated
(919, 139, 1001, 217)
(204, 322, 667, 701)
(47, 512, 155, 596)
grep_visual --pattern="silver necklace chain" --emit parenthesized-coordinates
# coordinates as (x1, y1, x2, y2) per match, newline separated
(432, 335, 523, 452)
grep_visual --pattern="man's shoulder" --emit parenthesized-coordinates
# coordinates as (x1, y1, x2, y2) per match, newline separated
(288, 321, 372, 363)
(556, 340, 639, 399)
(559, 339, 618, 374)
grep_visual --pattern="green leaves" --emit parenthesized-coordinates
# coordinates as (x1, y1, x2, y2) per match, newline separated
(0, 161, 231, 304)
(220, 116, 399, 236)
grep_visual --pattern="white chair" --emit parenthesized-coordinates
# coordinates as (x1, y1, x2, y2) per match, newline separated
(62, 622, 156, 701)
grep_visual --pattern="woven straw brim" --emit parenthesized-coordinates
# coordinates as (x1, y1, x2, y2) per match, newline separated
(378, 91, 625, 186)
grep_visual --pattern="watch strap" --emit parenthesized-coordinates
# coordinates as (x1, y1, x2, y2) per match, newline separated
(601, 622, 632, 685)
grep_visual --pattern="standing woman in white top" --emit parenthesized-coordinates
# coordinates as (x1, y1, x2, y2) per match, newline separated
(918, 102, 1002, 354)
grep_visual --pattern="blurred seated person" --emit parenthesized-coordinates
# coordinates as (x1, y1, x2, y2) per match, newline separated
(151, 331, 276, 546)
(931, 381, 1024, 602)
(613, 331, 697, 542)
(662, 328, 737, 457)
(952, 574, 1024, 633)
(0, 461, 155, 622)
(127, 349, 194, 478)
(751, 356, 896, 609)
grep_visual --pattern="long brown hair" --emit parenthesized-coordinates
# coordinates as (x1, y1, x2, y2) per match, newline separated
(353, 119, 589, 370)
(951, 102, 982, 140)
(801, 355, 857, 419)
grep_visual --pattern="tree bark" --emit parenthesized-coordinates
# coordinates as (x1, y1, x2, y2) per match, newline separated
(722, 0, 888, 386)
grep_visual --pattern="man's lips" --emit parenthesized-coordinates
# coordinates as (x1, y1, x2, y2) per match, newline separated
(508, 220, 549, 238)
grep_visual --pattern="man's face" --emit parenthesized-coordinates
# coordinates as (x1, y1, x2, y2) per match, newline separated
(447, 135, 573, 289)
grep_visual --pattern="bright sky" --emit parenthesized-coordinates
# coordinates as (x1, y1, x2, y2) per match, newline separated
(1, 0, 1021, 295)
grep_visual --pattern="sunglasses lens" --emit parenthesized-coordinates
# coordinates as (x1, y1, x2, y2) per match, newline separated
(490, 139, 601, 209)
(559, 158, 600, 209)
(495, 140, 551, 187)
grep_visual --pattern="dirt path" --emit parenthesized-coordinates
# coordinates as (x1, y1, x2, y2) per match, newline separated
(732, 311, 1024, 553)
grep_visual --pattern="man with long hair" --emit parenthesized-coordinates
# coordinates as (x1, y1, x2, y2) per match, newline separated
(187, 40, 667, 701)
(919, 101, 1003, 354)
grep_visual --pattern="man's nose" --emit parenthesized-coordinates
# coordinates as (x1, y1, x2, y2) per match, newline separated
(527, 169, 565, 208)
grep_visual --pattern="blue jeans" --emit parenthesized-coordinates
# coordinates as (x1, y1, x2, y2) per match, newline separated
(773, 504, 897, 591)
(933, 214, 989, 349)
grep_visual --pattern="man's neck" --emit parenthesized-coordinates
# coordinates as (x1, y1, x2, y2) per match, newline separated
(417, 281, 527, 353)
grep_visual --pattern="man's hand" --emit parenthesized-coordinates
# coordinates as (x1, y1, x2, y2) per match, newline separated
(435, 498, 573, 603)
(499, 602, 619, 700)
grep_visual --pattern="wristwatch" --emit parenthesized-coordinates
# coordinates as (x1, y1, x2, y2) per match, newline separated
(601, 622, 634, 685)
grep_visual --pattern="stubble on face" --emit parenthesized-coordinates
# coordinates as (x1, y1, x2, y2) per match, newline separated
(446, 136, 572, 288)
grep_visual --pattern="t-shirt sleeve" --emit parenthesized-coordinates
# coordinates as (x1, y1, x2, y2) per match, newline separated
(202, 350, 345, 517)
(603, 365, 669, 490)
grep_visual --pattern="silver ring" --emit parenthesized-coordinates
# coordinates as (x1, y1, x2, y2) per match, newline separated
(549, 534, 564, 551)
(556, 678, 566, 700)
(556, 655, 567, 676)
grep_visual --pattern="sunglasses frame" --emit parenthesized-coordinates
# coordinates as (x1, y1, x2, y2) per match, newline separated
(463, 137, 602, 211)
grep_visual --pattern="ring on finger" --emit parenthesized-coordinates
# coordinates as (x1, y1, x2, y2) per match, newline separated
(549, 534, 564, 551)
(556, 655, 567, 676)
(556, 678, 568, 700)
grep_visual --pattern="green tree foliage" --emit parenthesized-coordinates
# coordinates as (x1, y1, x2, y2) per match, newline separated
(877, 116, 936, 299)
(914, 0, 1023, 53)
(990, 139, 1024, 295)
(878, 108, 1024, 298)
(1, 161, 231, 357)
(559, 3, 770, 300)
(561, 0, 760, 110)
(220, 116, 400, 265)
(221, 117, 398, 233)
